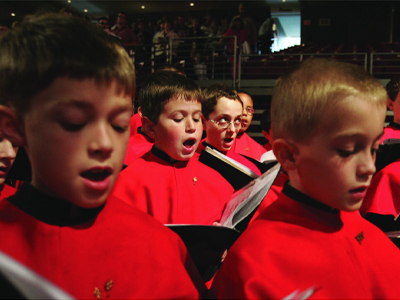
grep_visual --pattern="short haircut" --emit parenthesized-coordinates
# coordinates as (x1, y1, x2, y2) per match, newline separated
(271, 58, 387, 142)
(0, 13, 136, 115)
(202, 83, 242, 119)
(260, 108, 271, 132)
(99, 16, 109, 23)
(139, 71, 202, 124)
(386, 76, 400, 101)
(155, 64, 185, 75)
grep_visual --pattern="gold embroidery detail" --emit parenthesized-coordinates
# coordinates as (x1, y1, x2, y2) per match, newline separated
(355, 232, 364, 245)
(94, 287, 101, 299)
(193, 177, 197, 185)
(104, 280, 113, 298)
(246, 147, 249, 151)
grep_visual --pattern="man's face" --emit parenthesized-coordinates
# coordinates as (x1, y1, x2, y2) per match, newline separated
(99, 19, 109, 30)
(117, 13, 127, 25)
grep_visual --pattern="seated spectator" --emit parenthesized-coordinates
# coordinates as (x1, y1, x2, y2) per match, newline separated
(111, 12, 138, 47)
(152, 19, 180, 66)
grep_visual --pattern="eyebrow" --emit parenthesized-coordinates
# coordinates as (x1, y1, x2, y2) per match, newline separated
(334, 131, 384, 143)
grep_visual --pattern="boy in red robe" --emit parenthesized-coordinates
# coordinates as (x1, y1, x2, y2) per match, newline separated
(196, 83, 262, 178)
(360, 158, 400, 231)
(0, 14, 206, 299)
(0, 133, 18, 201)
(111, 71, 234, 225)
(381, 76, 400, 143)
(233, 91, 266, 160)
(209, 58, 400, 299)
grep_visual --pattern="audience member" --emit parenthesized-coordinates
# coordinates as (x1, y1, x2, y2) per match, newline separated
(258, 9, 278, 54)
(235, 3, 257, 53)
(152, 19, 180, 66)
(0, 14, 206, 299)
(222, 16, 248, 79)
(111, 12, 138, 47)
(210, 57, 400, 299)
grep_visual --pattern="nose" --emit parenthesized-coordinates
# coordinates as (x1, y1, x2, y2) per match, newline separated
(357, 150, 376, 179)
(226, 121, 236, 132)
(186, 118, 196, 133)
(0, 139, 17, 160)
(89, 124, 113, 158)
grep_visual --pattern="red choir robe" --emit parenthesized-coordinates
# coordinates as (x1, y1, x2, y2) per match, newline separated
(0, 183, 17, 202)
(361, 159, 400, 218)
(232, 132, 267, 161)
(0, 183, 206, 299)
(123, 128, 154, 165)
(195, 140, 262, 177)
(209, 182, 400, 299)
(263, 143, 272, 151)
(381, 122, 400, 143)
(112, 146, 234, 225)
(129, 112, 142, 137)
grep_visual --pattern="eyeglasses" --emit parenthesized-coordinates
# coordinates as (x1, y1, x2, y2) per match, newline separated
(211, 118, 242, 129)
(244, 107, 255, 115)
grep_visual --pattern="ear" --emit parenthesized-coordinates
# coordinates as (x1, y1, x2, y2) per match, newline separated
(272, 138, 298, 171)
(201, 115, 208, 131)
(138, 106, 143, 118)
(388, 99, 394, 111)
(141, 116, 156, 139)
(0, 105, 25, 147)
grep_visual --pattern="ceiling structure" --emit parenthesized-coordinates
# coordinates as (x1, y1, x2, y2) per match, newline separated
(0, 0, 299, 26)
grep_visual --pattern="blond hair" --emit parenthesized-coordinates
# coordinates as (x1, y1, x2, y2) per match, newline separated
(271, 58, 387, 142)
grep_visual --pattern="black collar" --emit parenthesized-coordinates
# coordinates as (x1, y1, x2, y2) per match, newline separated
(7, 183, 104, 226)
(283, 182, 339, 213)
(151, 145, 188, 165)
(388, 122, 400, 130)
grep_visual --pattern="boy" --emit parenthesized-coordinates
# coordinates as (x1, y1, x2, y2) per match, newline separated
(233, 91, 267, 160)
(124, 65, 184, 165)
(0, 14, 205, 299)
(360, 158, 400, 232)
(196, 83, 262, 178)
(0, 134, 18, 200)
(111, 71, 234, 225)
(381, 76, 400, 143)
(209, 58, 400, 299)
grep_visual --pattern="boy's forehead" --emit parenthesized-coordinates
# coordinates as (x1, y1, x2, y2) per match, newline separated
(28, 77, 132, 111)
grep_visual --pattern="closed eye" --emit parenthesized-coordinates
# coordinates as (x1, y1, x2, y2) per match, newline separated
(60, 123, 85, 132)
(112, 125, 129, 133)
(337, 149, 355, 158)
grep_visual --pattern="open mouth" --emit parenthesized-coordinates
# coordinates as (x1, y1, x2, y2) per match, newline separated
(81, 169, 111, 182)
(224, 138, 234, 143)
(350, 187, 367, 193)
(183, 139, 196, 148)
